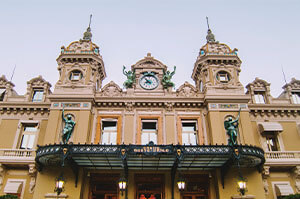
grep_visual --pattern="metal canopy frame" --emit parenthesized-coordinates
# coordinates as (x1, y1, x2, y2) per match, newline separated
(36, 143, 265, 199)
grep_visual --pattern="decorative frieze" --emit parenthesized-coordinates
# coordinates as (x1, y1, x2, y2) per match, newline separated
(51, 102, 91, 110)
(208, 103, 247, 111)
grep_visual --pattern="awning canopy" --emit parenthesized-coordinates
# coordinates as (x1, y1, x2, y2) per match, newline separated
(4, 181, 23, 194)
(258, 122, 283, 133)
(275, 184, 294, 196)
(36, 143, 265, 170)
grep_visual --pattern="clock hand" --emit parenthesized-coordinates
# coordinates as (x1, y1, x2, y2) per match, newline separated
(145, 79, 152, 84)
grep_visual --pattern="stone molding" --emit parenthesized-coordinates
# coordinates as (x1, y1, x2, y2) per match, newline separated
(44, 193, 68, 198)
(231, 195, 255, 199)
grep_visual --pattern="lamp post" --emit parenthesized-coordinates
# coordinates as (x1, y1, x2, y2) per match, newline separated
(54, 173, 65, 195)
(118, 177, 127, 196)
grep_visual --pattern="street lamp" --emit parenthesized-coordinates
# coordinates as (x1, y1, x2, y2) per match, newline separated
(54, 173, 65, 195)
(118, 177, 127, 196)
(177, 176, 186, 192)
(237, 177, 247, 196)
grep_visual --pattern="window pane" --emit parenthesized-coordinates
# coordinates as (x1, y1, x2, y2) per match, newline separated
(292, 93, 300, 104)
(190, 133, 197, 145)
(24, 125, 37, 132)
(149, 133, 157, 144)
(110, 132, 117, 144)
(142, 121, 157, 130)
(102, 132, 109, 144)
(255, 94, 265, 104)
(103, 121, 117, 131)
(182, 133, 189, 145)
(141, 133, 149, 145)
(20, 135, 29, 149)
(32, 90, 44, 102)
(27, 135, 35, 149)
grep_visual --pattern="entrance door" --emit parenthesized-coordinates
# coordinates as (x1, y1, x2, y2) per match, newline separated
(89, 173, 119, 199)
(135, 174, 164, 199)
(181, 174, 209, 199)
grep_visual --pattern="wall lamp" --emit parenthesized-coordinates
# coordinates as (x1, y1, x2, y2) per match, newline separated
(54, 173, 65, 195)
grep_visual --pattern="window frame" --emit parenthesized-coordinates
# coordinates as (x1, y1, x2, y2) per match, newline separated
(95, 115, 122, 145)
(181, 120, 198, 145)
(254, 92, 266, 104)
(177, 116, 203, 145)
(291, 92, 300, 104)
(101, 119, 118, 145)
(69, 70, 83, 81)
(265, 134, 281, 151)
(141, 119, 158, 145)
(0, 87, 5, 101)
(137, 116, 162, 145)
(19, 123, 38, 149)
(4, 179, 26, 199)
(32, 89, 44, 102)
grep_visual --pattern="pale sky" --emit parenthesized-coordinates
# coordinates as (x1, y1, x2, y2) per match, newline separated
(1, 0, 299, 97)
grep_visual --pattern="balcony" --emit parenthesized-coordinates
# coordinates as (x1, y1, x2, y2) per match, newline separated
(265, 151, 300, 166)
(0, 149, 35, 164)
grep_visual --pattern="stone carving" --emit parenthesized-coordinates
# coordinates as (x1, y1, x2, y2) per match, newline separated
(125, 102, 134, 112)
(0, 164, 4, 190)
(123, 66, 135, 89)
(176, 81, 197, 97)
(162, 66, 176, 89)
(263, 179, 269, 195)
(262, 166, 270, 178)
(28, 164, 36, 193)
(101, 81, 122, 97)
(165, 102, 174, 112)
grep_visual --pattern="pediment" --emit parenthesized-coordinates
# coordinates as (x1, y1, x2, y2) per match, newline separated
(176, 81, 198, 97)
(65, 40, 99, 52)
(132, 53, 167, 70)
(283, 78, 300, 90)
(101, 81, 123, 97)
(27, 76, 52, 88)
(246, 78, 270, 90)
(0, 75, 14, 88)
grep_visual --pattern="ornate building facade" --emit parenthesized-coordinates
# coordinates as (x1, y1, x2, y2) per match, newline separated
(0, 26, 299, 199)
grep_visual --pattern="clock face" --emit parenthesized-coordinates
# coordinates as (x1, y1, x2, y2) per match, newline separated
(139, 74, 159, 90)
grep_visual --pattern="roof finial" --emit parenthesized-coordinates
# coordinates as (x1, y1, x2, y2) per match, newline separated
(83, 14, 93, 41)
(206, 16, 210, 30)
(206, 17, 216, 43)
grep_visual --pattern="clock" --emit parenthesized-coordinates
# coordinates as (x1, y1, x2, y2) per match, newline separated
(139, 72, 159, 90)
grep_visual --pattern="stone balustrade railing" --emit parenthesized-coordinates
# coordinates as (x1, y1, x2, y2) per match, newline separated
(265, 151, 300, 165)
(0, 149, 35, 163)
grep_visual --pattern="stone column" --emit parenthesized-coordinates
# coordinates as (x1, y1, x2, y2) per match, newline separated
(29, 164, 37, 193)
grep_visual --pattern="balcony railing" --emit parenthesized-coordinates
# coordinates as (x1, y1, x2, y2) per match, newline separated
(265, 151, 300, 165)
(0, 149, 35, 163)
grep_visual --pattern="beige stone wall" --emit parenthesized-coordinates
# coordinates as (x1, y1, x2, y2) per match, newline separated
(0, 169, 33, 199)
(0, 119, 19, 148)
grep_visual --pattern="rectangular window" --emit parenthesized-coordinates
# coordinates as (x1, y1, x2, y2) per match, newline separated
(20, 124, 37, 149)
(254, 92, 265, 104)
(266, 134, 280, 151)
(101, 120, 117, 144)
(0, 88, 5, 101)
(292, 92, 300, 104)
(32, 89, 44, 102)
(182, 120, 198, 145)
(141, 120, 157, 145)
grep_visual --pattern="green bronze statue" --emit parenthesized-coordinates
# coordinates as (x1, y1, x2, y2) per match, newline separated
(162, 66, 176, 89)
(123, 66, 135, 89)
(62, 107, 76, 144)
(224, 108, 241, 146)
